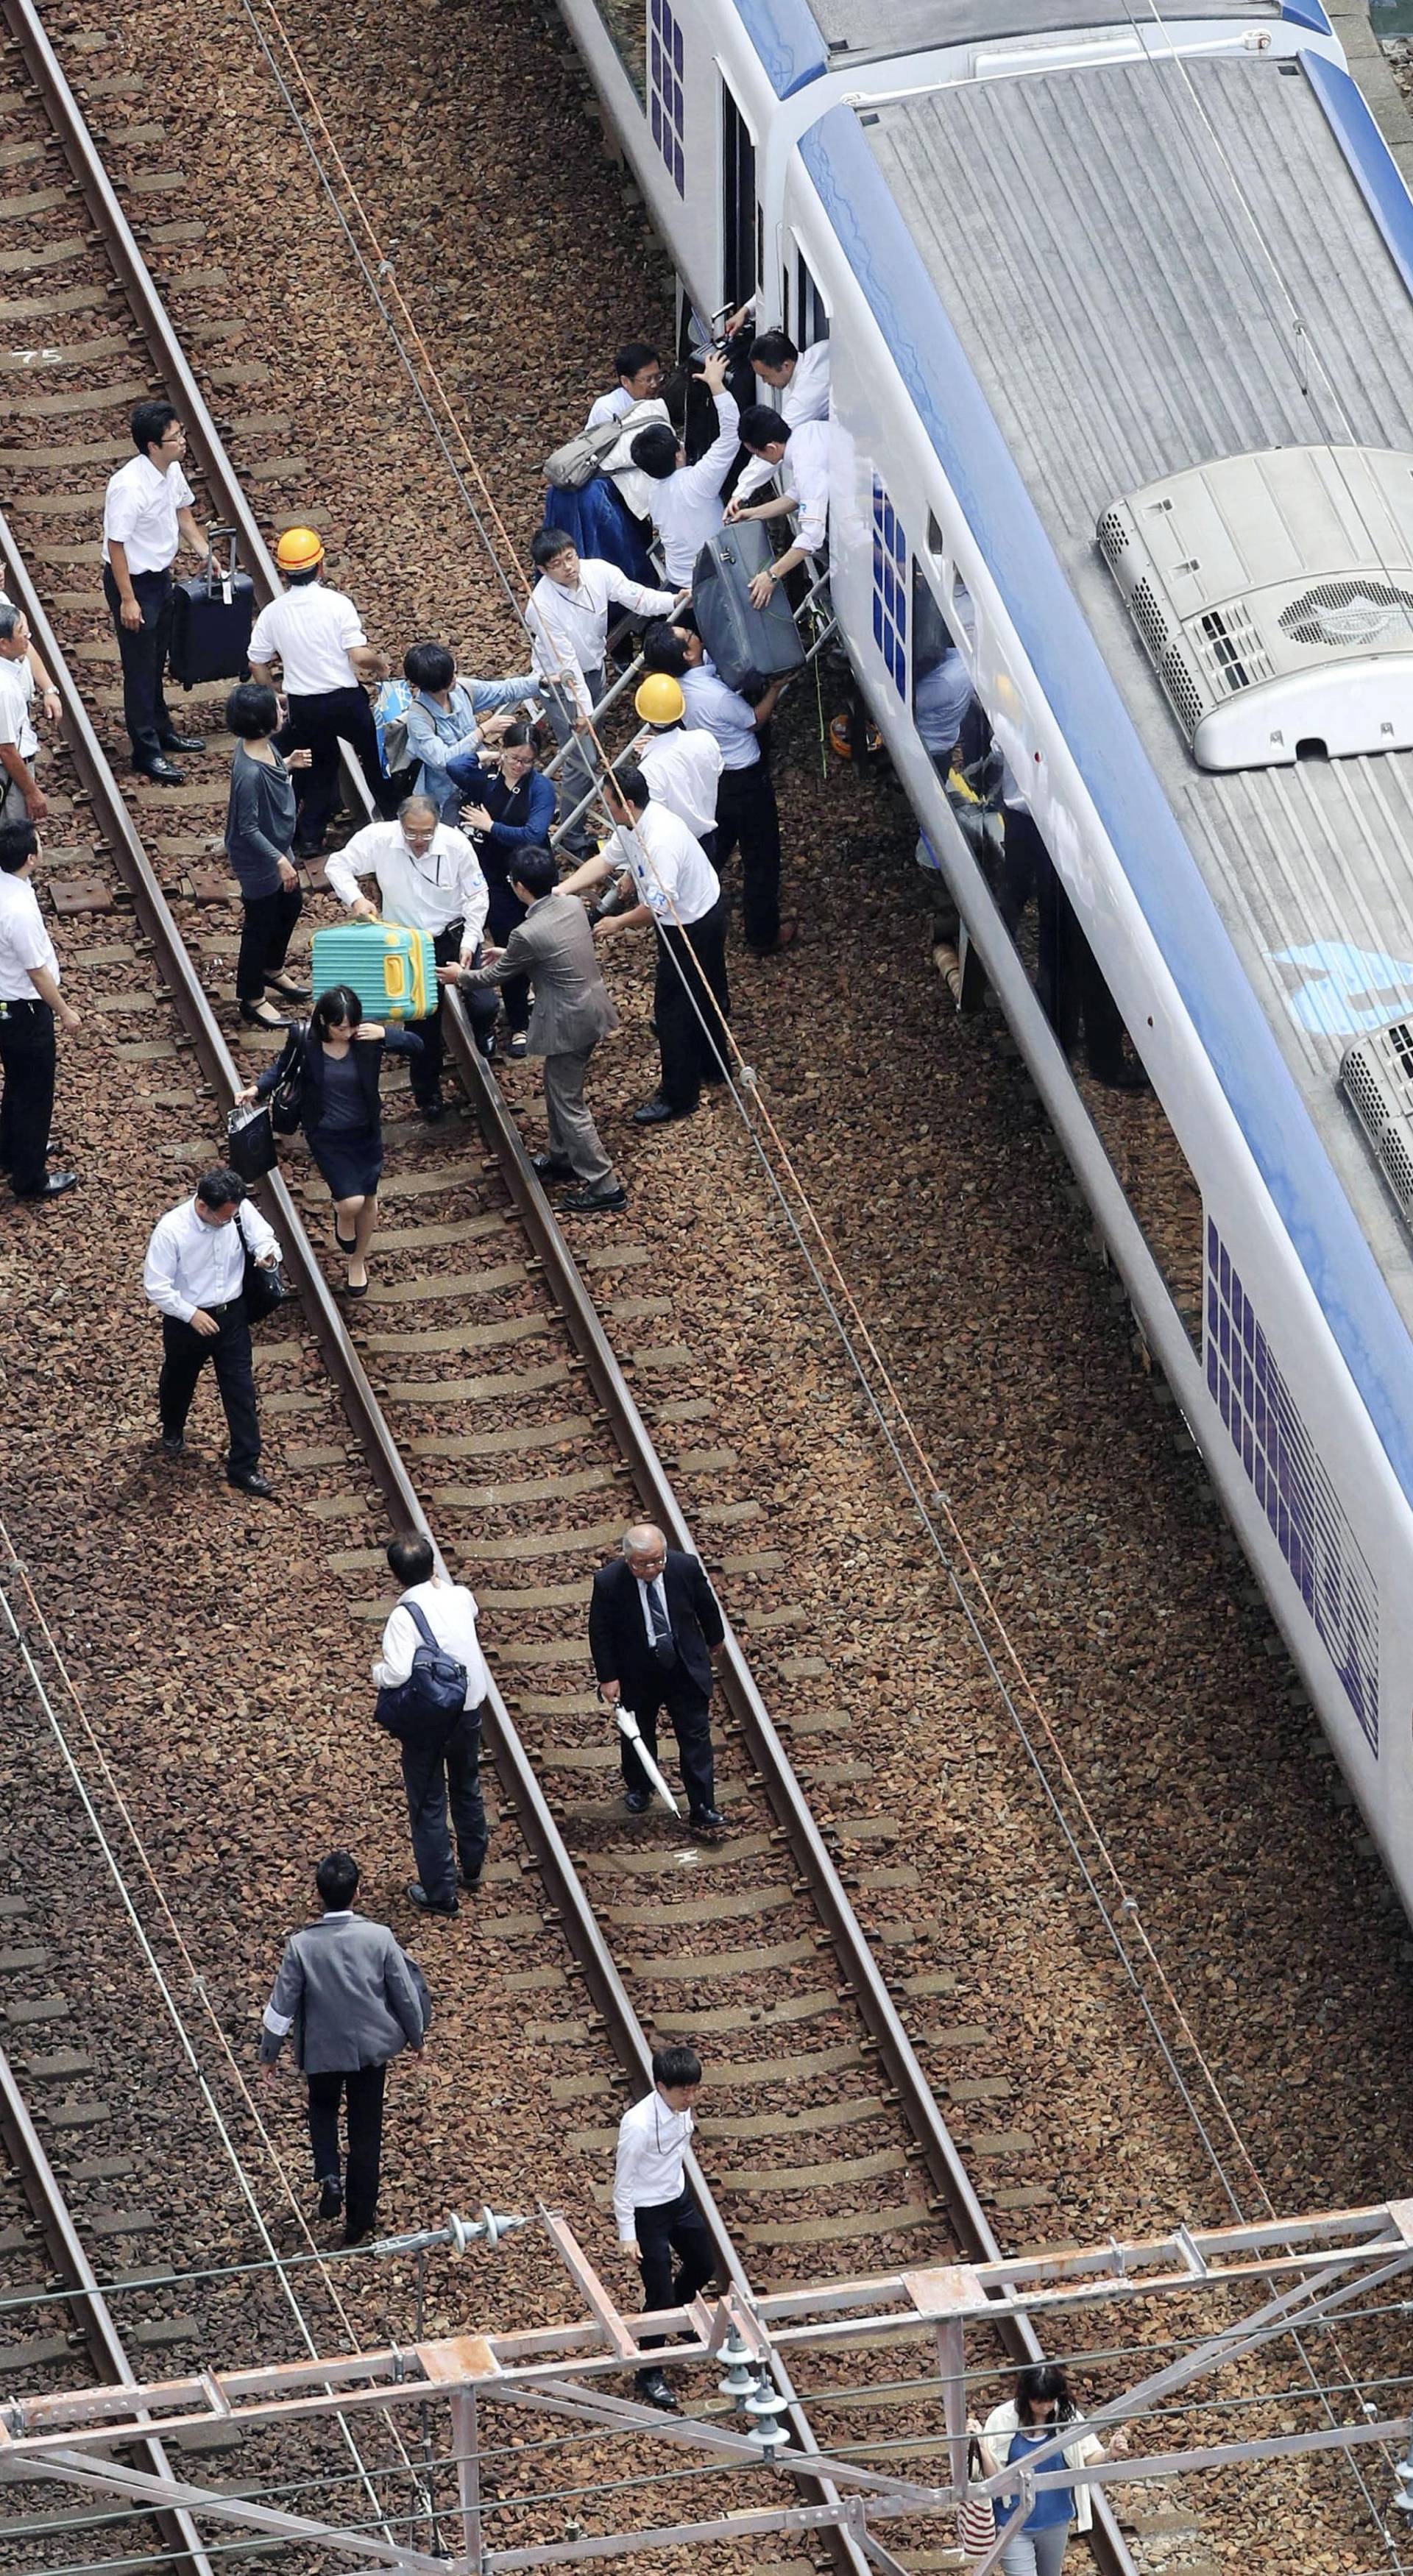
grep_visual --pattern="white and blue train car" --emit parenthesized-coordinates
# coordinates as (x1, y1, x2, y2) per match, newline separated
(559, 0, 1413, 1917)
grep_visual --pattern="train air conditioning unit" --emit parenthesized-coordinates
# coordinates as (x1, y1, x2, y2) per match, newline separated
(1341, 1017, 1413, 1231)
(1097, 445, 1413, 770)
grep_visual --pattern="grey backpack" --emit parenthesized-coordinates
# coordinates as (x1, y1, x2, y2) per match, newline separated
(545, 398, 670, 490)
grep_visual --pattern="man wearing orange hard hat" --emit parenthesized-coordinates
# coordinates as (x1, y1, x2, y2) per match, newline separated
(248, 527, 390, 859)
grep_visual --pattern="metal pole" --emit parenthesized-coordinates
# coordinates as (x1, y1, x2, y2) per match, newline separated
(935, 2319, 968, 2502)
(453, 2388, 484, 2576)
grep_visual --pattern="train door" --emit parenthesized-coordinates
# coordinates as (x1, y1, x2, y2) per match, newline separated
(721, 80, 759, 319)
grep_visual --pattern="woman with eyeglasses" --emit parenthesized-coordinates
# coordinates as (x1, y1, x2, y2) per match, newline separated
(236, 984, 422, 1299)
(445, 722, 556, 1059)
(977, 2364, 1129, 2576)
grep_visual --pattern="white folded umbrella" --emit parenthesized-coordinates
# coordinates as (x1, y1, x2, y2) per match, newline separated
(615, 1704, 680, 1815)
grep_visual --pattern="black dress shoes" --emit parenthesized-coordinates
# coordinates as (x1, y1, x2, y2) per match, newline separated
(408, 1881, 459, 1916)
(689, 1807, 727, 1834)
(559, 1183, 628, 1213)
(418, 1094, 446, 1124)
(135, 755, 185, 785)
(14, 1171, 77, 1200)
(160, 1433, 185, 1457)
(159, 732, 205, 754)
(266, 975, 311, 1002)
(531, 1151, 574, 1180)
(227, 1468, 274, 1498)
(635, 2371, 679, 2413)
(317, 2174, 342, 2221)
(623, 1788, 651, 1814)
(631, 1092, 687, 1126)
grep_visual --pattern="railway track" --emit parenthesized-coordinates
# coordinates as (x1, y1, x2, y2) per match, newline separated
(0, 4, 1388, 2572)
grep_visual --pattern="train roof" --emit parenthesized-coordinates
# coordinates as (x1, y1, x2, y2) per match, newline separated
(802, 0, 1275, 63)
(801, 49, 1413, 1490)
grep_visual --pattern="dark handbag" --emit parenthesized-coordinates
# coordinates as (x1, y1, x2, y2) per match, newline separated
(236, 1203, 292, 1325)
(226, 1100, 277, 1182)
(168, 523, 256, 687)
(269, 1024, 308, 1136)
(375, 1600, 470, 1742)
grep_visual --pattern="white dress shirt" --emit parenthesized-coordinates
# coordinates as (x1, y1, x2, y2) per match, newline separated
(0, 870, 57, 999)
(102, 454, 194, 574)
(0, 656, 37, 761)
(644, 391, 741, 588)
(325, 821, 489, 954)
(527, 562, 676, 719)
(247, 584, 367, 696)
(143, 1195, 280, 1325)
(637, 728, 723, 841)
(373, 1577, 492, 1708)
(778, 417, 829, 554)
(612, 802, 720, 928)
(735, 340, 832, 501)
(587, 384, 635, 431)
(680, 659, 760, 771)
(613, 2088, 695, 2240)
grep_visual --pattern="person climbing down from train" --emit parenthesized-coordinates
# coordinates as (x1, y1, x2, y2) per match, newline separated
(237, 986, 422, 1300)
(445, 723, 556, 1055)
(978, 2363, 1129, 2576)
(223, 683, 311, 1030)
(587, 339, 663, 431)
(613, 2042, 717, 2412)
(1003, 774, 1150, 1092)
(726, 406, 830, 607)
(640, 623, 796, 955)
(524, 530, 678, 857)
(399, 640, 536, 826)
(732, 330, 831, 506)
(629, 348, 741, 590)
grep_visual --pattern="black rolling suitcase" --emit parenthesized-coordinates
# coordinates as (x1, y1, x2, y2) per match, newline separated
(168, 523, 255, 688)
(692, 522, 806, 698)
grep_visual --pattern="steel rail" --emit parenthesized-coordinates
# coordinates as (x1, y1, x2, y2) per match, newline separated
(0, 2044, 215, 2576)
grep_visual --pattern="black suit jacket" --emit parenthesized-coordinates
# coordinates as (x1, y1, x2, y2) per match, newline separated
(589, 1550, 724, 1700)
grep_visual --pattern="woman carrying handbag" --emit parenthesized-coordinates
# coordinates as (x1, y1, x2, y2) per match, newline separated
(224, 682, 311, 1028)
(236, 984, 422, 1298)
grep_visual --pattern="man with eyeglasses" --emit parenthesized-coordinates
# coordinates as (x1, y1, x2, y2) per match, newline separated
(102, 402, 218, 785)
(589, 1522, 727, 1833)
(325, 793, 495, 1117)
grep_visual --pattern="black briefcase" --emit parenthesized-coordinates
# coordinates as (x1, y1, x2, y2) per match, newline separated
(169, 523, 255, 688)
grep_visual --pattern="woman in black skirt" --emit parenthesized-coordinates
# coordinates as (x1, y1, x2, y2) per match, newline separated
(237, 984, 422, 1298)
(224, 682, 311, 1028)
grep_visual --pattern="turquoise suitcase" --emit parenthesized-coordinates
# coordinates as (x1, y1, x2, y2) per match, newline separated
(309, 921, 436, 1022)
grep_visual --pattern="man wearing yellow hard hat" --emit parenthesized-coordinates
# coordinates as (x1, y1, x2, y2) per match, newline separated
(248, 528, 390, 859)
(633, 674, 723, 857)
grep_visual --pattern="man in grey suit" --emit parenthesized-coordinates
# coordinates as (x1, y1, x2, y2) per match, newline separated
(258, 1850, 426, 2245)
(442, 845, 624, 1214)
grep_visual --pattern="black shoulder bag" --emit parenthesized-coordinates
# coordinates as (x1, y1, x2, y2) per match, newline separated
(236, 1203, 292, 1326)
(269, 1022, 310, 1136)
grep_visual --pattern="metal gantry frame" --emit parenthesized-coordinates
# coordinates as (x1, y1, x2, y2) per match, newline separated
(8, 2198, 1413, 2574)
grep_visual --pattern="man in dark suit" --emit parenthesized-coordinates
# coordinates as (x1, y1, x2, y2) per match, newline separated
(589, 1524, 726, 1832)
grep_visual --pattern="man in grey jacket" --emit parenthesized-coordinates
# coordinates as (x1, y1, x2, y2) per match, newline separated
(442, 846, 624, 1214)
(258, 1850, 425, 2244)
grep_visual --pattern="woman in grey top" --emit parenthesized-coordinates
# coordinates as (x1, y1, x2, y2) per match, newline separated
(224, 682, 311, 1028)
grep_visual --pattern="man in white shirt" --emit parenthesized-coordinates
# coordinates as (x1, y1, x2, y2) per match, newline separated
(102, 400, 214, 783)
(0, 606, 43, 829)
(628, 351, 740, 589)
(585, 339, 662, 431)
(143, 1166, 281, 1493)
(560, 768, 729, 1125)
(325, 793, 493, 1114)
(249, 527, 390, 857)
(525, 530, 676, 854)
(373, 1531, 492, 1915)
(612, 2043, 712, 2410)
(0, 821, 79, 1200)
(633, 676, 723, 852)
(642, 623, 796, 957)
(728, 409, 829, 609)
(732, 332, 830, 504)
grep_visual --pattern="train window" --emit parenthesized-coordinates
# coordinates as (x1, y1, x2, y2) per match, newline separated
(797, 251, 830, 345)
(872, 476, 907, 701)
(722, 84, 757, 314)
(589, 0, 645, 102)
(648, 0, 686, 197)
(781, 265, 791, 339)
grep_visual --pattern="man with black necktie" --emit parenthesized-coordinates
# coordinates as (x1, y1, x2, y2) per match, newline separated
(588, 1524, 726, 1833)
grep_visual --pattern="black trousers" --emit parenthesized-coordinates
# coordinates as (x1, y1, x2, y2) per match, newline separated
(654, 900, 730, 1114)
(406, 927, 498, 1101)
(0, 999, 55, 1195)
(714, 759, 782, 952)
(236, 885, 302, 1004)
(620, 1669, 716, 1814)
(400, 1706, 489, 1905)
(485, 875, 530, 1033)
(307, 2062, 386, 2240)
(102, 563, 174, 765)
(158, 1303, 261, 1474)
(635, 2189, 715, 2357)
(1034, 852, 1129, 1082)
(278, 686, 390, 853)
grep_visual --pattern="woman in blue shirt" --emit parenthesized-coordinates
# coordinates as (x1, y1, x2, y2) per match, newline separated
(400, 640, 536, 823)
(978, 2365, 1127, 2576)
(445, 723, 556, 1055)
